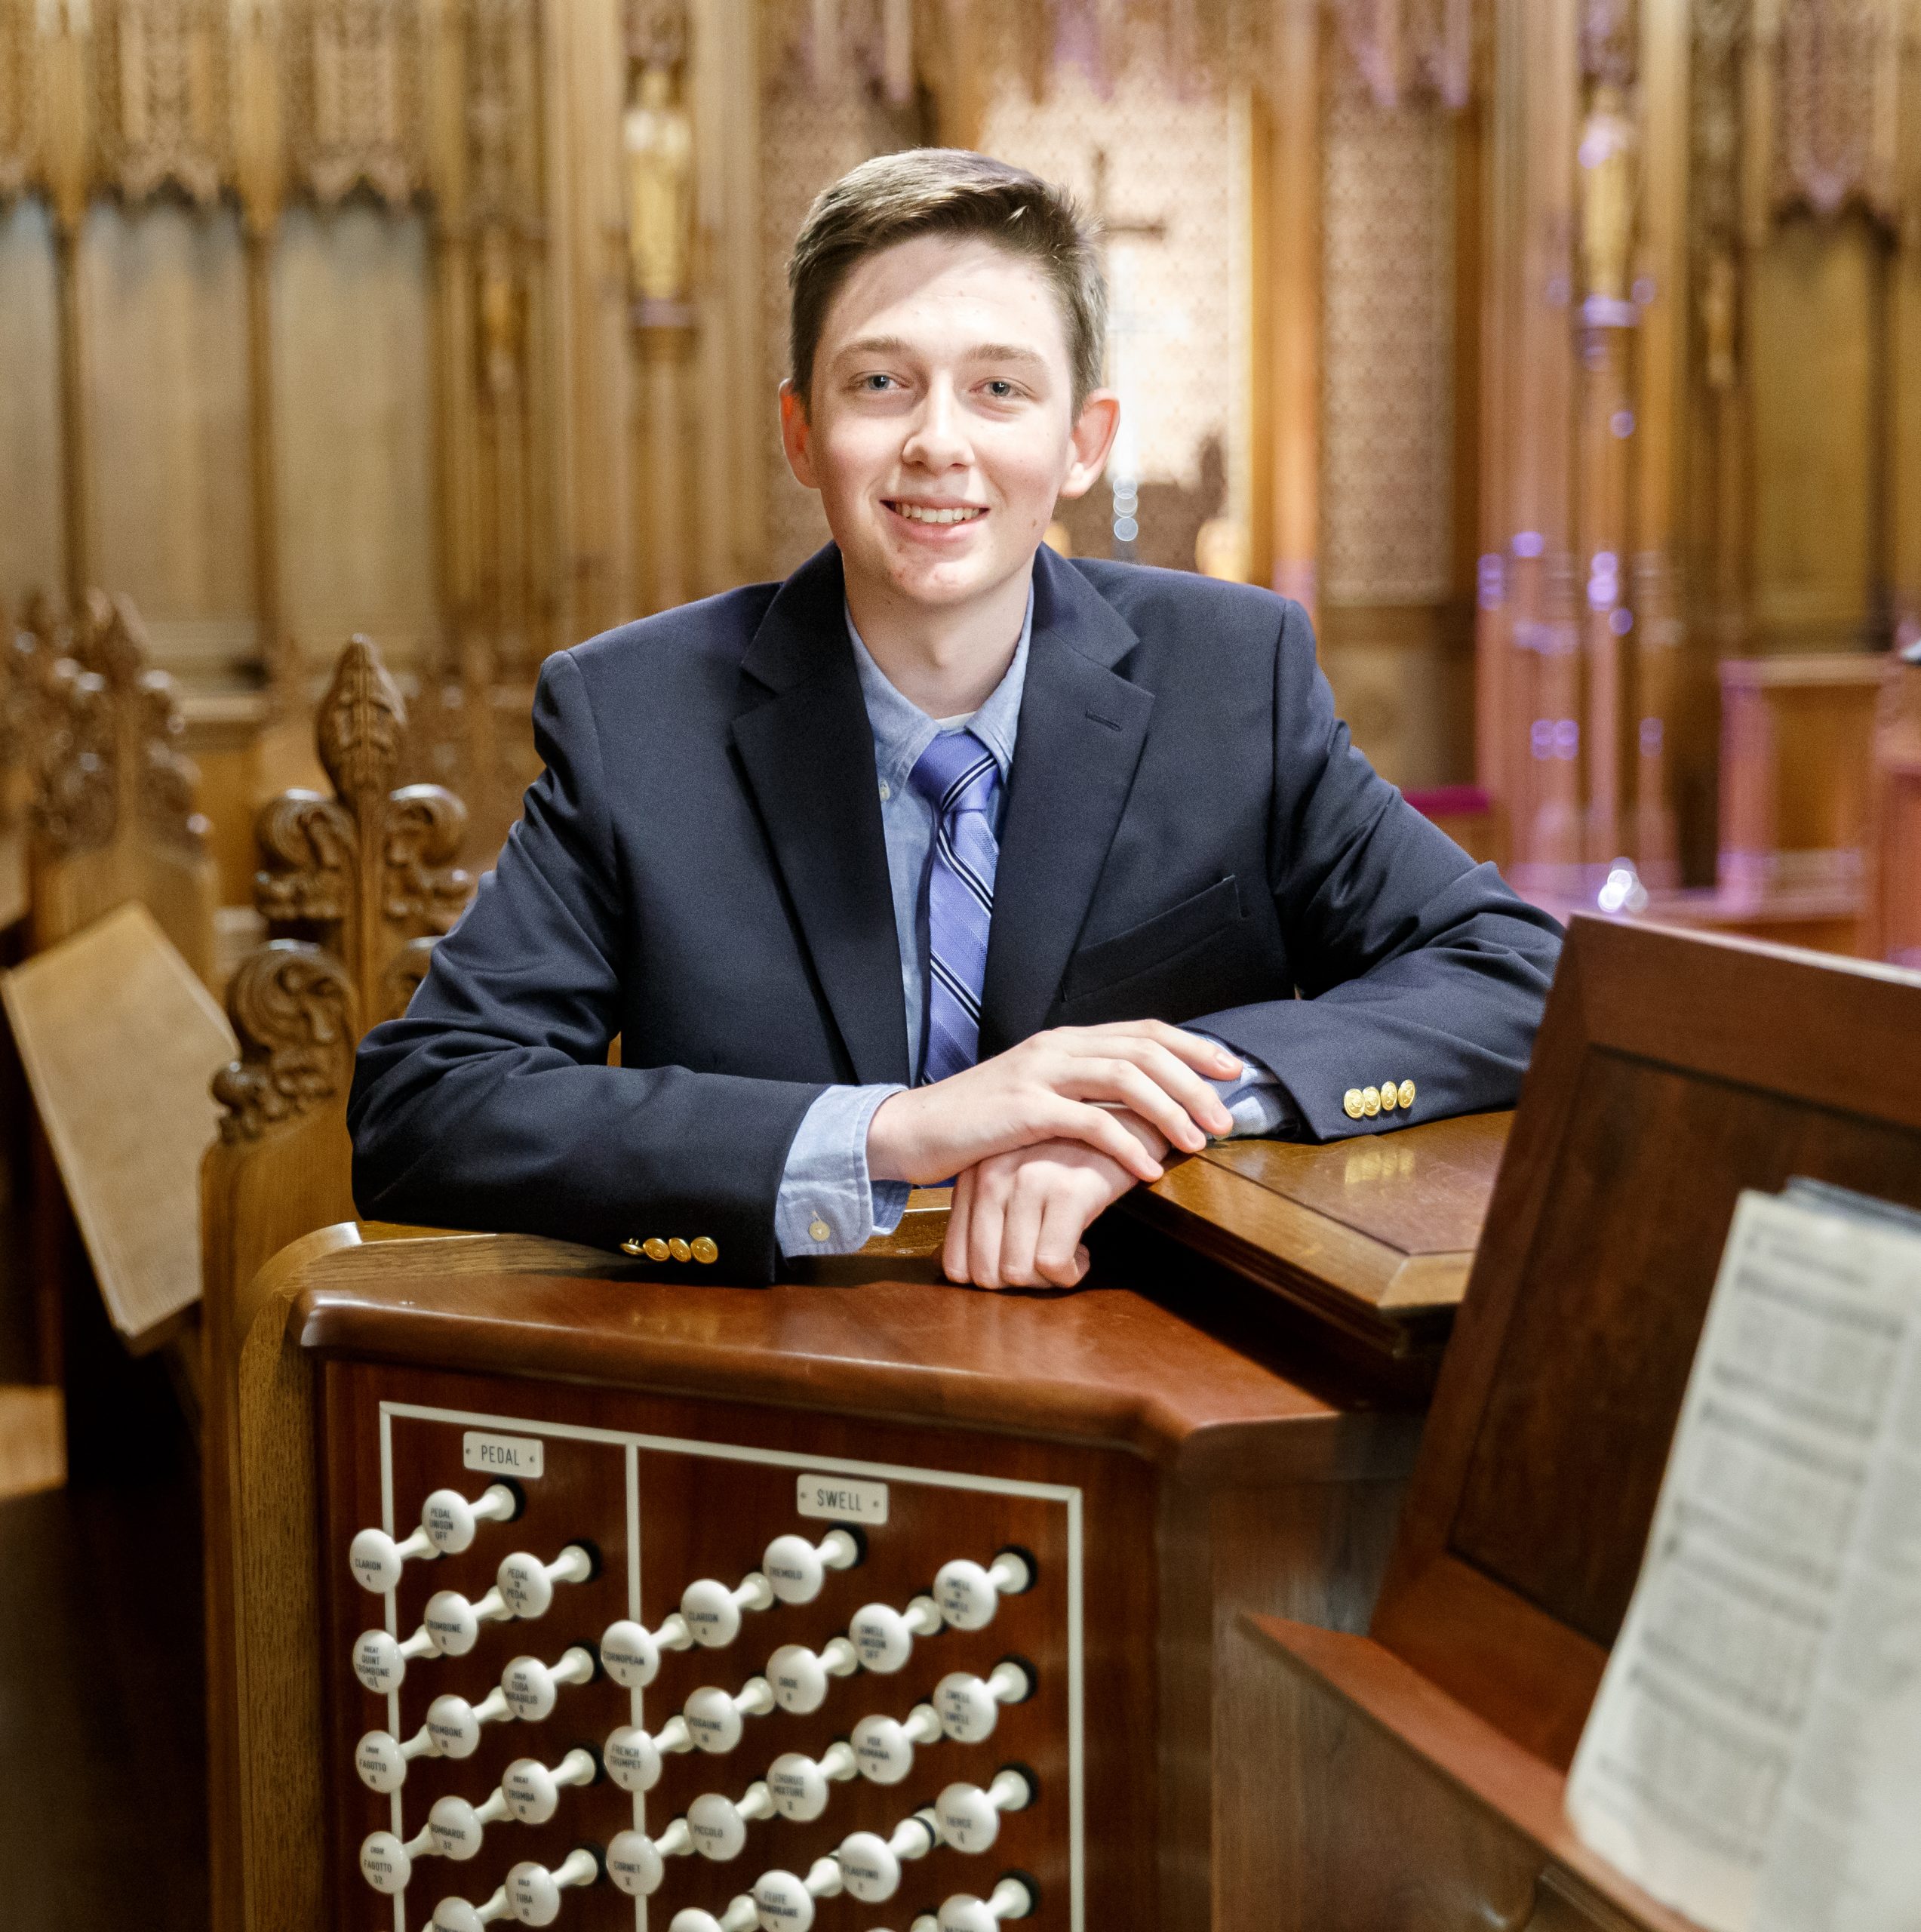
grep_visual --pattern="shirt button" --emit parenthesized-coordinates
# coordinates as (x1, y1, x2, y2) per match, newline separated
(878, 780, 891, 801)
(809, 1217, 831, 1243)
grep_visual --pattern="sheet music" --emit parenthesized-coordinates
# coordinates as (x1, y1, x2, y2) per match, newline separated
(1566, 1189, 1921, 1932)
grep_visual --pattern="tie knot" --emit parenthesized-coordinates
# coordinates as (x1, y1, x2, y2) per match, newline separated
(908, 729, 998, 817)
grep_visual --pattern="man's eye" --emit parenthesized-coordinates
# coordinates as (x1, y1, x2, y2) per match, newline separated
(860, 374, 896, 392)
(984, 380, 1018, 399)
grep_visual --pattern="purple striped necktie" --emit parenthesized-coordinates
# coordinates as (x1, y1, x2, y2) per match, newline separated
(908, 728, 1000, 1083)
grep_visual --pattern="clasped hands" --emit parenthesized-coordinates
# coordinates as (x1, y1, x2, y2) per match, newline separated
(865, 1021, 1240, 1292)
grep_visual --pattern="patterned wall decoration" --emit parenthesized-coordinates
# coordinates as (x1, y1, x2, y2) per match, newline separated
(92, 0, 230, 205)
(1775, 0, 1899, 222)
(284, 0, 423, 207)
(0, 0, 29, 199)
(1320, 60, 1455, 608)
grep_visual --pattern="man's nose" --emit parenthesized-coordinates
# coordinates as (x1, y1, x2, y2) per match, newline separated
(902, 380, 971, 470)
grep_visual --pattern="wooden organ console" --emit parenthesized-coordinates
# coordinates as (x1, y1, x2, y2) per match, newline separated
(222, 1106, 1508, 1932)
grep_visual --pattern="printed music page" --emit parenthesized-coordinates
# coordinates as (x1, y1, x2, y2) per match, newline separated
(1565, 1188, 1921, 1932)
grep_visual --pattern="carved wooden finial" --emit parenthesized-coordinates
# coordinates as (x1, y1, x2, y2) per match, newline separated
(212, 942, 360, 1144)
(32, 660, 117, 858)
(254, 632, 471, 1038)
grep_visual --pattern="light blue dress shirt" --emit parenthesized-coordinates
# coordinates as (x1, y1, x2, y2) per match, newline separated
(773, 586, 1292, 1258)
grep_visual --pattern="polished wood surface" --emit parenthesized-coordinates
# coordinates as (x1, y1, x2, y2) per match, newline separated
(1126, 1112, 1511, 1359)
(1238, 915, 1921, 1932)
(2, 901, 232, 1352)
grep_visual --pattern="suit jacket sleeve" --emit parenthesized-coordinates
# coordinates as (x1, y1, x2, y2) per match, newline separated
(1191, 598, 1563, 1140)
(347, 650, 825, 1280)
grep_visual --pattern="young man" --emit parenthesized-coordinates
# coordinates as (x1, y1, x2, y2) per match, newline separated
(349, 149, 1561, 1291)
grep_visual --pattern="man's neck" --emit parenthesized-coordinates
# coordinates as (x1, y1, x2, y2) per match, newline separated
(844, 557, 1034, 718)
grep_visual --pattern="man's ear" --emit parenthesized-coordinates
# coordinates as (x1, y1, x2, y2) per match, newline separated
(1056, 389, 1121, 501)
(779, 379, 819, 491)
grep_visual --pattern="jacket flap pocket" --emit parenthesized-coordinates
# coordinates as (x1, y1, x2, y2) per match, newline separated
(1061, 875, 1243, 1003)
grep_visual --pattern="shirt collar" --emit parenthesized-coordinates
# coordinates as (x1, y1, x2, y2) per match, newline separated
(845, 585, 1033, 795)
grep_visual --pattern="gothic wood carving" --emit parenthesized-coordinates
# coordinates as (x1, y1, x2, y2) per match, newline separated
(93, 0, 232, 206)
(0, 0, 31, 201)
(254, 633, 469, 1032)
(211, 939, 358, 1141)
(284, 0, 424, 207)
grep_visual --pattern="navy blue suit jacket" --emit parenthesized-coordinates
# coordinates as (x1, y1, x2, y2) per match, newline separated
(349, 543, 1562, 1282)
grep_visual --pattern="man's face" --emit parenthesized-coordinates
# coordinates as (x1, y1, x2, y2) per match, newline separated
(780, 233, 1117, 617)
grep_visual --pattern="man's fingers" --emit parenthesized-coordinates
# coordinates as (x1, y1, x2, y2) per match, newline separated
(943, 1168, 975, 1284)
(1077, 1019, 1242, 1079)
(966, 1174, 1008, 1290)
(997, 1177, 1047, 1290)
(1041, 1100, 1165, 1182)
(1034, 1187, 1094, 1287)
(1062, 1057, 1210, 1150)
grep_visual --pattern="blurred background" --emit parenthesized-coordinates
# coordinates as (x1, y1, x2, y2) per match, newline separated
(0, 2, 1916, 1922)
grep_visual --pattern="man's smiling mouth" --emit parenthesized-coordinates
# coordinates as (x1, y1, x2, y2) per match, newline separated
(885, 501, 988, 525)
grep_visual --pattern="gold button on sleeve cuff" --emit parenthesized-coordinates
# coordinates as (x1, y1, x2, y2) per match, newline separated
(808, 1217, 831, 1244)
(690, 1236, 718, 1264)
(1361, 1086, 1382, 1117)
(1342, 1088, 1366, 1119)
(642, 1237, 670, 1262)
(668, 1237, 693, 1262)
(1399, 1078, 1416, 1109)
(1378, 1080, 1399, 1112)
(619, 1238, 645, 1257)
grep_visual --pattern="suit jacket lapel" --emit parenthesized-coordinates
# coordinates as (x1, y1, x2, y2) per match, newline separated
(732, 546, 911, 1087)
(979, 548, 1153, 1055)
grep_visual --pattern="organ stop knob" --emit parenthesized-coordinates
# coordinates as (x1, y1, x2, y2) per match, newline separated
(935, 1768, 1035, 1854)
(501, 1645, 597, 1722)
(937, 1875, 1037, 1931)
(428, 1789, 510, 1862)
(760, 1525, 862, 1604)
(765, 1741, 856, 1821)
(684, 1675, 777, 1752)
(837, 1808, 940, 1903)
(432, 1889, 510, 1930)
(606, 1818, 693, 1897)
(503, 1747, 598, 1824)
(426, 1686, 513, 1758)
(496, 1543, 595, 1620)
(849, 1595, 943, 1674)
(764, 1635, 859, 1713)
(359, 1826, 437, 1894)
(750, 1854, 844, 1930)
(687, 1781, 776, 1862)
(350, 1484, 518, 1593)
(852, 1703, 944, 1784)
(355, 1722, 436, 1792)
(669, 1901, 758, 1932)
(934, 1659, 1033, 1743)
(506, 1847, 601, 1925)
(933, 1550, 1033, 1632)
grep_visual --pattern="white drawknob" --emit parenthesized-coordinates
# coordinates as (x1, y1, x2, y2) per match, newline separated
(351, 1522, 436, 1594)
(353, 1625, 435, 1694)
(850, 1596, 942, 1674)
(852, 1703, 943, 1784)
(670, 1902, 758, 1932)
(765, 1637, 858, 1714)
(765, 1741, 856, 1821)
(600, 1618, 662, 1688)
(686, 1677, 776, 1753)
(935, 1659, 1032, 1743)
(604, 1724, 665, 1792)
(506, 1847, 599, 1924)
(761, 1527, 861, 1605)
(933, 1551, 1032, 1632)
(355, 1724, 436, 1792)
(497, 1544, 593, 1620)
(501, 1646, 595, 1722)
(427, 1789, 510, 1862)
(681, 1571, 776, 1648)
(432, 1889, 512, 1930)
(838, 1809, 939, 1904)
(426, 1687, 512, 1758)
(360, 1826, 435, 1894)
(423, 1586, 511, 1658)
(421, 1482, 518, 1554)
(687, 1781, 773, 1862)
(607, 1826, 684, 1897)
(751, 1855, 844, 1930)
(938, 1875, 1035, 1930)
(503, 1747, 597, 1825)
(936, 1768, 1034, 1854)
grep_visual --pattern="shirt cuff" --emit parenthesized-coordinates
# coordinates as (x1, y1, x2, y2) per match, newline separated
(1191, 1031, 1302, 1140)
(776, 1083, 910, 1257)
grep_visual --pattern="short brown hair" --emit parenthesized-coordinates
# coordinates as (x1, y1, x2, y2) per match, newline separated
(787, 148, 1107, 411)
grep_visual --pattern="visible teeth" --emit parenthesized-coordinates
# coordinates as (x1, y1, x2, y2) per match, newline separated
(893, 503, 983, 525)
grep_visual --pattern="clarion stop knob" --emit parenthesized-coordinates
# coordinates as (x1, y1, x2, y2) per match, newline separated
(350, 1523, 436, 1595)
(505, 1847, 601, 1925)
(933, 1550, 1033, 1632)
(936, 1874, 1037, 1931)
(680, 1569, 777, 1648)
(836, 1807, 941, 1904)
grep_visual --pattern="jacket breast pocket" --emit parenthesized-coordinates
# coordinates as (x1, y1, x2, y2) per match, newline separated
(1060, 875, 1244, 1006)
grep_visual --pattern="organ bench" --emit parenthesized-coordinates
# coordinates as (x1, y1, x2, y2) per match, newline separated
(223, 1115, 1508, 1932)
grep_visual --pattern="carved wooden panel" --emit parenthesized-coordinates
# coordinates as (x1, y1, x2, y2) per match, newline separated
(93, 0, 233, 207)
(284, 0, 425, 208)
(0, 0, 32, 202)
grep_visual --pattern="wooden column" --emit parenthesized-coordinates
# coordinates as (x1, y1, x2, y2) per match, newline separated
(540, 0, 634, 648)
(38, 6, 91, 610)
(1244, 2, 1320, 616)
(1892, 0, 1921, 654)
(635, 312, 698, 613)
(1482, 0, 1583, 897)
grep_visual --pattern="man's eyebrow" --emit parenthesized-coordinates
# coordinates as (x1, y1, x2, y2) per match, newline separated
(828, 336, 1050, 368)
